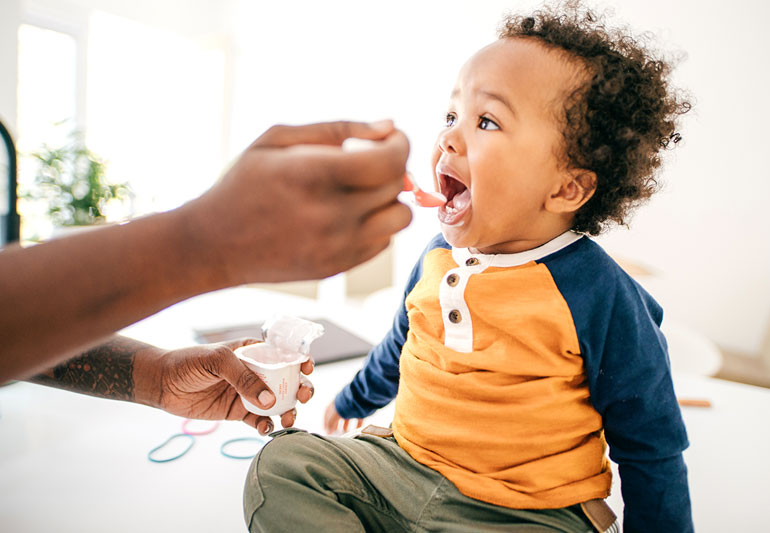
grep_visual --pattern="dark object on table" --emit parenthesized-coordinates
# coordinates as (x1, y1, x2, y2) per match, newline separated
(194, 318, 374, 365)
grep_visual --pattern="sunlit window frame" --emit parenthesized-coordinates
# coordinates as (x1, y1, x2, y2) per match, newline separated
(20, 2, 89, 135)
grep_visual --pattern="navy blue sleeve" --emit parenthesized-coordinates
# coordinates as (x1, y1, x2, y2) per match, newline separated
(595, 274, 692, 533)
(544, 239, 693, 533)
(334, 234, 448, 419)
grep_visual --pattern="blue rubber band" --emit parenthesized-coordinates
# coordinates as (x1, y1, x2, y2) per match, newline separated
(147, 433, 195, 463)
(219, 437, 268, 460)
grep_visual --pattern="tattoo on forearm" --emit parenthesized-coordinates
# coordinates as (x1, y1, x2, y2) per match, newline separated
(28, 337, 145, 401)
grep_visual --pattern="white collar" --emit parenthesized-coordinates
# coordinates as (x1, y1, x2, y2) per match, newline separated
(451, 231, 583, 268)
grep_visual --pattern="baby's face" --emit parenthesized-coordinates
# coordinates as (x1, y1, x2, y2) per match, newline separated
(432, 38, 580, 254)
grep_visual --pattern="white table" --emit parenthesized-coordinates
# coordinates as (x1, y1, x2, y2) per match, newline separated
(1, 288, 768, 532)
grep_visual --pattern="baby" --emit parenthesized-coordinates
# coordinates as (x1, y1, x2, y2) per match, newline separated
(244, 3, 692, 532)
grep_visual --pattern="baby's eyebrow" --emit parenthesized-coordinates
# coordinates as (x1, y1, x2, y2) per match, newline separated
(479, 90, 517, 117)
(448, 87, 518, 119)
(449, 87, 517, 117)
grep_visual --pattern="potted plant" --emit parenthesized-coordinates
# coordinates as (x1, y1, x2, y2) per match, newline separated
(22, 131, 132, 232)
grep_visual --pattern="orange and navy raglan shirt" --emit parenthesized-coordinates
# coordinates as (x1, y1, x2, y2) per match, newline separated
(335, 231, 693, 533)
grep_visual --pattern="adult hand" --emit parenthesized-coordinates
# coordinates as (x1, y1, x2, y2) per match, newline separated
(0, 119, 410, 384)
(136, 338, 314, 435)
(179, 120, 413, 286)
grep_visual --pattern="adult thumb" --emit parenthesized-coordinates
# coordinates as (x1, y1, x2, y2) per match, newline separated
(215, 339, 275, 409)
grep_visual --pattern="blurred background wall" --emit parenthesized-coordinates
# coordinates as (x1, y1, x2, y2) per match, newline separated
(2, 0, 768, 373)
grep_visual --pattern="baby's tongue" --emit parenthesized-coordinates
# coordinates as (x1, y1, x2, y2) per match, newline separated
(448, 188, 471, 211)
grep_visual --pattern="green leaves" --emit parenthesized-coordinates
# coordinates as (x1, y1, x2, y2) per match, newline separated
(24, 131, 132, 226)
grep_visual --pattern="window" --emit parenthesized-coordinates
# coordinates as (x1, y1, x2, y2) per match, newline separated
(16, 9, 227, 240)
(16, 23, 79, 240)
(86, 11, 226, 216)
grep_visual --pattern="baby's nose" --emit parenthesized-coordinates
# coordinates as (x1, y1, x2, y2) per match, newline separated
(438, 128, 461, 154)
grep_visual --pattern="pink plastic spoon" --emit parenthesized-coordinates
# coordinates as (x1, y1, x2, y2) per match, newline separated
(403, 172, 447, 208)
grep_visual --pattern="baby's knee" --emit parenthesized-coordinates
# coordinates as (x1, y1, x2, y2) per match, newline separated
(251, 429, 311, 484)
(243, 430, 312, 530)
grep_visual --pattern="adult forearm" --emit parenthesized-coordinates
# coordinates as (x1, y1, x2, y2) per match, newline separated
(0, 120, 411, 384)
(26, 335, 156, 401)
(0, 209, 221, 383)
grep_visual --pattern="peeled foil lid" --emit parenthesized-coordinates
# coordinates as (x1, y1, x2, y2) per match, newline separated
(261, 315, 325, 356)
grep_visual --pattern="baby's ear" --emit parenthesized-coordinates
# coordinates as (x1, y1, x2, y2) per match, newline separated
(546, 169, 596, 214)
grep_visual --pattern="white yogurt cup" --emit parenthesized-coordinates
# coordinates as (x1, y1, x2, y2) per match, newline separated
(234, 316, 324, 417)
(235, 344, 307, 416)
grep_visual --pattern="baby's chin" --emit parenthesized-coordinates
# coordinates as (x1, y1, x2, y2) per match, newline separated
(439, 223, 470, 249)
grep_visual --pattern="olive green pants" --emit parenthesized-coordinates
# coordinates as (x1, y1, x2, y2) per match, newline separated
(243, 428, 595, 533)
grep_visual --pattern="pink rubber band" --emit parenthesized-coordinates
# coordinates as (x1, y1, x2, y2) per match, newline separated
(181, 419, 220, 436)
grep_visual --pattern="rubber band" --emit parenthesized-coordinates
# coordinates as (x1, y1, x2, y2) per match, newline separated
(147, 433, 195, 463)
(181, 418, 220, 436)
(220, 437, 268, 460)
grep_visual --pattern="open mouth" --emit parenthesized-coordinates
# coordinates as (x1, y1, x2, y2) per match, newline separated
(438, 170, 471, 224)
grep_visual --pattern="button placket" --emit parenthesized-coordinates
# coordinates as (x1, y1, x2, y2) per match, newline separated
(441, 250, 493, 354)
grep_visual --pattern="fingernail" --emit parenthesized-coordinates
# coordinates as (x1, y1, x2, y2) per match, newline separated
(258, 390, 275, 407)
(260, 420, 273, 435)
(370, 119, 393, 132)
(307, 386, 315, 399)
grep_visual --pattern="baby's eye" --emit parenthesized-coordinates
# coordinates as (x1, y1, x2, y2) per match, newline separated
(445, 113, 457, 127)
(479, 116, 500, 131)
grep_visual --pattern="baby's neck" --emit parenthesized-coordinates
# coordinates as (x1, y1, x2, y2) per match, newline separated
(471, 229, 575, 255)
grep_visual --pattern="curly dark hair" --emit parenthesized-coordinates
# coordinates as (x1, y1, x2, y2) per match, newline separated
(499, 1, 691, 235)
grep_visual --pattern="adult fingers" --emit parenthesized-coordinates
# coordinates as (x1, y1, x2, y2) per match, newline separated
(340, 173, 406, 216)
(333, 128, 410, 188)
(239, 412, 259, 430)
(297, 374, 314, 404)
(211, 346, 275, 410)
(238, 411, 275, 435)
(219, 337, 261, 351)
(240, 411, 258, 430)
(322, 199, 411, 270)
(276, 129, 409, 190)
(355, 194, 414, 237)
(254, 120, 395, 149)
(257, 416, 274, 435)
(315, 129, 410, 189)
(280, 408, 297, 429)
(300, 358, 314, 376)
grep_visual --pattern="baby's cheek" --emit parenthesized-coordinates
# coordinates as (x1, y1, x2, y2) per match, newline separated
(430, 145, 442, 174)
